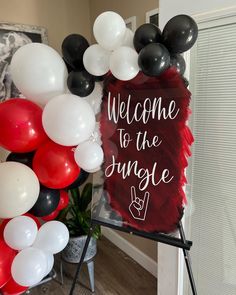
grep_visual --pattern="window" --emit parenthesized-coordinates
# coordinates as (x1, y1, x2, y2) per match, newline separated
(185, 12, 236, 295)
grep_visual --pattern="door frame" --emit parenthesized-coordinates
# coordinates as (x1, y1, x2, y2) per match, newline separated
(157, 5, 236, 295)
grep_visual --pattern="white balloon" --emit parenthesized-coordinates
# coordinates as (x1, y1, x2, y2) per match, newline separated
(110, 47, 139, 81)
(0, 162, 40, 219)
(85, 82, 103, 114)
(11, 247, 47, 286)
(10, 43, 67, 106)
(44, 251, 54, 276)
(86, 166, 101, 173)
(93, 11, 126, 51)
(83, 44, 111, 76)
(4, 216, 38, 250)
(33, 221, 69, 254)
(74, 141, 104, 172)
(122, 28, 134, 48)
(42, 94, 96, 146)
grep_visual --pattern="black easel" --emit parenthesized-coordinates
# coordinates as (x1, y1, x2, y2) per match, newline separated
(69, 219, 197, 295)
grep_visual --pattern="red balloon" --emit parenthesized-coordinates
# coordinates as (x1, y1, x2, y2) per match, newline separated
(0, 220, 10, 239)
(33, 140, 80, 189)
(1, 276, 28, 295)
(41, 210, 60, 221)
(0, 99, 47, 152)
(0, 229, 17, 289)
(57, 190, 70, 211)
(41, 190, 69, 221)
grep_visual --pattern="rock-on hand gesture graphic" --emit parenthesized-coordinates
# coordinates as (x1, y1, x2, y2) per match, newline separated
(129, 186, 150, 221)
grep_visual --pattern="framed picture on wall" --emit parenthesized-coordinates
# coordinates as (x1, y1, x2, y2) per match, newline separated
(146, 8, 159, 26)
(0, 22, 48, 102)
(125, 16, 137, 32)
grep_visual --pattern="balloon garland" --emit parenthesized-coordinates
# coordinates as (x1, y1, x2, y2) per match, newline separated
(0, 11, 198, 294)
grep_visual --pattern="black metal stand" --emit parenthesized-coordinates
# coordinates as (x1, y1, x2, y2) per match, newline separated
(69, 219, 197, 295)
(69, 224, 96, 295)
(178, 222, 197, 295)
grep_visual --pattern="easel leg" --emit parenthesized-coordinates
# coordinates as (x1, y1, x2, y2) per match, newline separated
(69, 224, 95, 295)
(178, 221, 197, 295)
(87, 260, 95, 292)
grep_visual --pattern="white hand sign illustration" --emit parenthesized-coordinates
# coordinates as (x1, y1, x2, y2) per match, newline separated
(129, 186, 150, 221)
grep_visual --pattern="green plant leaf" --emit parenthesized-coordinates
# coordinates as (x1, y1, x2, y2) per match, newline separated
(70, 188, 80, 207)
(57, 204, 71, 222)
(92, 225, 101, 239)
(79, 183, 93, 211)
(57, 182, 101, 239)
(70, 206, 79, 217)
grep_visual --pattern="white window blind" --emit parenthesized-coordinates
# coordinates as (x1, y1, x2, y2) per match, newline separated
(185, 18, 236, 295)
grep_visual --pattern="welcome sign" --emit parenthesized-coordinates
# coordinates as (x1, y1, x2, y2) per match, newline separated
(99, 68, 193, 233)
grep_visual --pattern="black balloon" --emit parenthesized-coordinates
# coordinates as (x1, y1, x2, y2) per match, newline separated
(66, 169, 90, 190)
(30, 186, 60, 217)
(93, 74, 105, 82)
(63, 58, 74, 73)
(170, 54, 186, 75)
(182, 77, 189, 88)
(67, 70, 95, 97)
(162, 15, 198, 53)
(133, 23, 162, 52)
(6, 151, 35, 167)
(138, 43, 170, 77)
(62, 34, 89, 70)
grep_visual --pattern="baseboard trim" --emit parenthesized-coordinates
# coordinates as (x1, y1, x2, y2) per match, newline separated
(102, 228, 157, 278)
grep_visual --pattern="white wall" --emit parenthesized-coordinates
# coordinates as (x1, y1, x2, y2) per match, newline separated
(159, 0, 236, 28)
(0, 0, 91, 52)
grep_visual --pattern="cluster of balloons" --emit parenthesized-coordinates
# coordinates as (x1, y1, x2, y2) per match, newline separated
(1, 152, 71, 220)
(63, 11, 198, 82)
(0, 20, 102, 293)
(0, 10, 198, 294)
(10, 44, 104, 174)
(0, 217, 69, 294)
(0, 153, 70, 294)
(136, 14, 198, 76)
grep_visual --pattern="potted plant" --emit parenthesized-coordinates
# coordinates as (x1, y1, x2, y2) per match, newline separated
(57, 183, 101, 263)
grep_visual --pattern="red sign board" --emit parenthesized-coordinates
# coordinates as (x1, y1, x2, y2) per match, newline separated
(100, 68, 193, 233)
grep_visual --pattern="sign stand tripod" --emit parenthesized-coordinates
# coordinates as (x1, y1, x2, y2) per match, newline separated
(69, 219, 197, 295)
